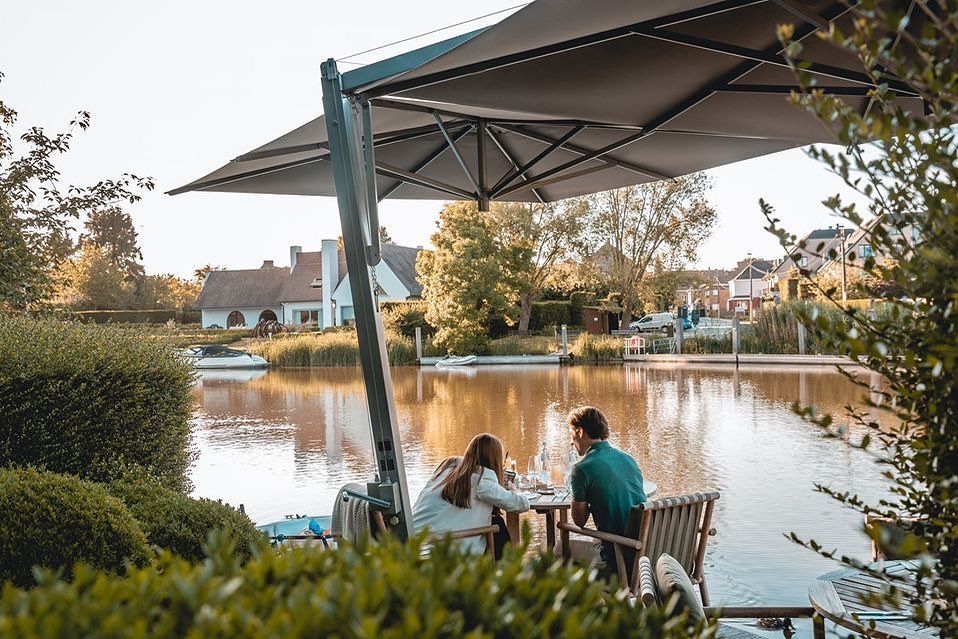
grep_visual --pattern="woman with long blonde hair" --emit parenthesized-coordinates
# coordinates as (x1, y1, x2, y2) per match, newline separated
(412, 434, 529, 555)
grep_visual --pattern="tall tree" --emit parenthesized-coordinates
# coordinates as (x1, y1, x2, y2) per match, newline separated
(0, 71, 153, 310)
(378, 225, 394, 245)
(80, 206, 143, 278)
(417, 201, 517, 354)
(54, 242, 131, 310)
(490, 199, 587, 332)
(585, 175, 717, 325)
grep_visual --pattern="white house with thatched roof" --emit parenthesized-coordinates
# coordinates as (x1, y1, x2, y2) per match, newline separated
(196, 240, 424, 329)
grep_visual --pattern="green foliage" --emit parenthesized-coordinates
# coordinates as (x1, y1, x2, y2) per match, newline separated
(419, 202, 519, 354)
(79, 206, 143, 279)
(570, 333, 622, 361)
(529, 301, 571, 332)
(0, 468, 148, 587)
(0, 534, 698, 639)
(106, 478, 265, 563)
(381, 300, 433, 338)
(0, 318, 195, 490)
(770, 3, 958, 633)
(249, 329, 417, 366)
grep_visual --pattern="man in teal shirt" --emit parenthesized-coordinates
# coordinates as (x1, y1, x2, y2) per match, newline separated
(568, 406, 646, 566)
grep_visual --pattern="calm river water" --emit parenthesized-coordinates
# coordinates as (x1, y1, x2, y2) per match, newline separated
(190, 363, 890, 610)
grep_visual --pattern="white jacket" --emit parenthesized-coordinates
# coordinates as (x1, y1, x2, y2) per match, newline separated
(412, 467, 530, 554)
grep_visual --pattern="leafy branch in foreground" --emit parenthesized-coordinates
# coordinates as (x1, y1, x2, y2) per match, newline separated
(766, 0, 958, 633)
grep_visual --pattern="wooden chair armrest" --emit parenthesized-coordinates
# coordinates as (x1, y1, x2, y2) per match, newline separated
(705, 606, 816, 619)
(556, 522, 643, 550)
(440, 525, 500, 540)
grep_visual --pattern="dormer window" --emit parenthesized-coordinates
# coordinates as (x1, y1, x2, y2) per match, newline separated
(310, 277, 322, 288)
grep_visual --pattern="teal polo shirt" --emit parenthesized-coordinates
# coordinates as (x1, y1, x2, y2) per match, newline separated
(570, 440, 646, 562)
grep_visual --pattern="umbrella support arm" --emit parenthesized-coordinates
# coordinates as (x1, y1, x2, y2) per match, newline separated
(320, 59, 413, 540)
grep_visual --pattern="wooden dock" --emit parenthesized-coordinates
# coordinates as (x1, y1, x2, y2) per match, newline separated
(622, 353, 856, 366)
(420, 355, 562, 366)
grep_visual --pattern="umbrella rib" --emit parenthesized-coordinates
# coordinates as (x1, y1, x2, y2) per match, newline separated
(491, 125, 584, 194)
(433, 113, 481, 196)
(165, 154, 326, 195)
(631, 27, 916, 94)
(485, 126, 546, 203)
(375, 161, 476, 200)
(492, 123, 672, 182)
(379, 125, 472, 200)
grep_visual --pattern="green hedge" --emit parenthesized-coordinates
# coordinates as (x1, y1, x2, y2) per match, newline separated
(0, 469, 149, 587)
(106, 479, 266, 563)
(0, 534, 698, 639)
(529, 301, 572, 332)
(0, 318, 195, 490)
(72, 309, 201, 324)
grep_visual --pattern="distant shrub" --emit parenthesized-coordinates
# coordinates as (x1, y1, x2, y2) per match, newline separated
(529, 301, 572, 332)
(0, 469, 149, 587)
(72, 309, 200, 324)
(0, 318, 195, 490)
(106, 478, 266, 563)
(487, 336, 556, 356)
(569, 292, 597, 326)
(250, 329, 417, 366)
(571, 333, 622, 361)
(381, 301, 433, 338)
(0, 534, 695, 639)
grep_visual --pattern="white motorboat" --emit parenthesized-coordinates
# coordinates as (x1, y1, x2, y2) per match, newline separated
(180, 344, 269, 369)
(434, 354, 478, 368)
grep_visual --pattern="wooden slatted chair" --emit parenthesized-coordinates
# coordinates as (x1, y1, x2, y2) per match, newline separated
(637, 555, 825, 639)
(557, 491, 720, 604)
(425, 524, 501, 561)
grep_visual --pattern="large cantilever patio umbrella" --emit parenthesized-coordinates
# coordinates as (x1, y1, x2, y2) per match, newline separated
(171, 0, 920, 538)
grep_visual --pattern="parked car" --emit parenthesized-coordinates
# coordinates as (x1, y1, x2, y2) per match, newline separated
(630, 312, 674, 332)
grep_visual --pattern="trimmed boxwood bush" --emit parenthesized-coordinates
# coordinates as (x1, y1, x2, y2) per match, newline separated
(106, 478, 266, 562)
(0, 469, 149, 587)
(381, 300, 434, 338)
(0, 534, 700, 638)
(72, 309, 201, 324)
(0, 318, 194, 490)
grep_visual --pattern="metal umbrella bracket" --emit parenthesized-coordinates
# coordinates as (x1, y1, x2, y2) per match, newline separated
(171, 0, 921, 540)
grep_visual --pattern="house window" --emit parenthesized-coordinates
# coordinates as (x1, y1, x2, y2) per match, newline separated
(310, 277, 322, 288)
(859, 244, 874, 258)
(912, 226, 921, 241)
(298, 310, 320, 325)
(798, 256, 808, 268)
(227, 311, 246, 328)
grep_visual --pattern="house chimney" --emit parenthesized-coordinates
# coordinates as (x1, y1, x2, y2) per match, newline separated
(289, 245, 302, 269)
(321, 239, 339, 329)
(261, 260, 274, 268)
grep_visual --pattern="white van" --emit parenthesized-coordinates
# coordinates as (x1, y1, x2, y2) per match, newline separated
(629, 312, 674, 332)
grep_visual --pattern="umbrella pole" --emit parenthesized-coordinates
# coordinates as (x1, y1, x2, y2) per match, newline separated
(320, 59, 413, 540)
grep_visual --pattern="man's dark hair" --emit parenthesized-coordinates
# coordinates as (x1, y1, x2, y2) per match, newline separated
(568, 406, 610, 440)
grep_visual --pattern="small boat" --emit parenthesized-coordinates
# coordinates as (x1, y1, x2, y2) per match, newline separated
(180, 344, 269, 369)
(256, 515, 333, 547)
(435, 354, 478, 368)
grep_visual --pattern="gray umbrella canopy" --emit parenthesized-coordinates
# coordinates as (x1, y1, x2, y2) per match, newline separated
(171, 0, 919, 204)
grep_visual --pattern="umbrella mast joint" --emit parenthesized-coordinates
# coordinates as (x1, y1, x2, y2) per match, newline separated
(321, 58, 413, 539)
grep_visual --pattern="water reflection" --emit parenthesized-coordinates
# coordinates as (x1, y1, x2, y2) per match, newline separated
(191, 363, 892, 608)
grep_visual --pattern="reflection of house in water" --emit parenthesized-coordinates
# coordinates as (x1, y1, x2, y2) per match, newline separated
(195, 370, 375, 478)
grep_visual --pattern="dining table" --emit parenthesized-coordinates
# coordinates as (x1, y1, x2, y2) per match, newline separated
(505, 479, 658, 549)
(808, 560, 938, 639)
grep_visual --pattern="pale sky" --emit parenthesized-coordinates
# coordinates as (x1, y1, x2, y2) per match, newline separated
(1, 0, 862, 278)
